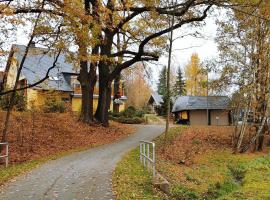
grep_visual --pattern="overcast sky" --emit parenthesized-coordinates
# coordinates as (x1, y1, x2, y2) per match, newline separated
(148, 15, 218, 89)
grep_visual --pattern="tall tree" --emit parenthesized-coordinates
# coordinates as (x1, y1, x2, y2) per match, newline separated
(157, 66, 167, 96)
(215, 1, 270, 151)
(173, 66, 186, 97)
(124, 65, 151, 109)
(185, 53, 207, 96)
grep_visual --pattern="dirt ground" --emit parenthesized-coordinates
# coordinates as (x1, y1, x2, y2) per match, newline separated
(0, 111, 135, 164)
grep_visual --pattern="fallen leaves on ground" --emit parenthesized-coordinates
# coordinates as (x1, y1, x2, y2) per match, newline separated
(0, 111, 135, 164)
(158, 126, 235, 165)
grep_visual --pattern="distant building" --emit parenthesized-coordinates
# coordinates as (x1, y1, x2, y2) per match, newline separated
(147, 92, 163, 113)
(4, 44, 127, 111)
(172, 96, 231, 125)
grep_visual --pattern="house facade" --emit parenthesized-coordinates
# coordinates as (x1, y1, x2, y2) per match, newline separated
(172, 96, 231, 126)
(4, 44, 127, 112)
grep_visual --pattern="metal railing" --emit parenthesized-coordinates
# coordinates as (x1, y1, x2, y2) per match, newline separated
(139, 141, 156, 177)
(0, 142, 9, 168)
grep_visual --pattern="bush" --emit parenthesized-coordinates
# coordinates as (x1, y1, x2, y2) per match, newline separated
(0, 92, 26, 111)
(110, 106, 148, 124)
(170, 185, 199, 200)
(122, 106, 136, 118)
(116, 116, 144, 124)
(43, 97, 66, 113)
(228, 164, 246, 183)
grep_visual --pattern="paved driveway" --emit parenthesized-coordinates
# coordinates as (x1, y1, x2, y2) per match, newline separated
(0, 125, 164, 200)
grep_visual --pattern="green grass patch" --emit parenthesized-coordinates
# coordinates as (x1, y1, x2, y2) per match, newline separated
(0, 160, 40, 185)
(155, 127, 270, 200)
(158, 150, 270, 200)
(170, 184, 199, 200)
(113, 148, 165, 200)
(145, 114, 165, 124)
(113, 126, 270, 200)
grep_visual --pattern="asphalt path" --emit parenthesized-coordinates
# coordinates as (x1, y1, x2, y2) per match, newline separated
(0, 125, 165, 200)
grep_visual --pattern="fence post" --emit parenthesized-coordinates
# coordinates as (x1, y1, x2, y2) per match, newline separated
(153, 143, 156, 177)
(139, 141, 156, 177)
(140, 143, 142, 163)
(0, 142, 9, 168)
(143, 143, 146, 167)
(6, 143, 9, 168)
(147, 144, 150, 170)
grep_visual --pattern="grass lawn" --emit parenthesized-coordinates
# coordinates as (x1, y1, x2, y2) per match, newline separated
(113, 126, 270, 200)
(113, 148, 167, 200)
(145, 114, 165, 125)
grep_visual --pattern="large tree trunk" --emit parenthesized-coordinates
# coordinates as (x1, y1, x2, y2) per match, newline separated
(113, 74, 120, 113)
(77, 0, 100, 124)
(78, 60, 93, 123)
(95, 75, 111, 127)
(94, 24, 114, 126)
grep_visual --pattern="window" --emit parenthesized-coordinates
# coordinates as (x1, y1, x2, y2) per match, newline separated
(49, 76, 60, 81)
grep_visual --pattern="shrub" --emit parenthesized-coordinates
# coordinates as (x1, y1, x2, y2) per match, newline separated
(170, 185, 199, 200)
(122, 106, 136, 118)
(43, 97, 66, 113)
(117, 116, 144, 124)
(228, 163, 246, 183)
(0, 92, 26, 111)
(110, 106, 147, 124)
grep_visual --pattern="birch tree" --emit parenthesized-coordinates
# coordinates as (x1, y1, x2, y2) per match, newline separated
(216, 1, 270, 151)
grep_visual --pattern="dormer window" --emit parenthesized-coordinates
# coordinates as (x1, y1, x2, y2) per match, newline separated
(49, 76, 60, 81)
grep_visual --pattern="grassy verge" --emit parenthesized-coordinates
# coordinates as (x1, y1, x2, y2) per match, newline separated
(113, 148, 166, 200)
(145, 114, 165, 125)
(113, 126, 270, 200)
(156, 127, 270, 200)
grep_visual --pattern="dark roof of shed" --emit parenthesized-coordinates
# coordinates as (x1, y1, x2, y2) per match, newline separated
(149, 92, 163, 106)
(172, 96, 230, 113)
(9, 44, 79, 92)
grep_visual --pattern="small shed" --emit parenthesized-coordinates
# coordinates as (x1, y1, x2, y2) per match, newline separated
(147, 92, 163, 113)
(172, 96, 231, 126)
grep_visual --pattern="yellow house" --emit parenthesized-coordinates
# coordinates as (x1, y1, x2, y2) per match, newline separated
(4, 44, 127, 112)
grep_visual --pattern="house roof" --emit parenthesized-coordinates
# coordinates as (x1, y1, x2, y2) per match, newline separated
(150, 92, 163, 106)
(172, 96, 230, 113)
(9, 44, 79, 92)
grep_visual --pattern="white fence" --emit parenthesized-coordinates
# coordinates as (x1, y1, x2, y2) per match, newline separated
(139, 141, 156, 177)
(0, 142, 9, 168)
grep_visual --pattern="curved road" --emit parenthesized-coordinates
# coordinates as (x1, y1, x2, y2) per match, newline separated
(0, 125, 164, 200)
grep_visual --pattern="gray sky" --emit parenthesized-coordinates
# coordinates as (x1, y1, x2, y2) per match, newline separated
(148, 15, 218, 89)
